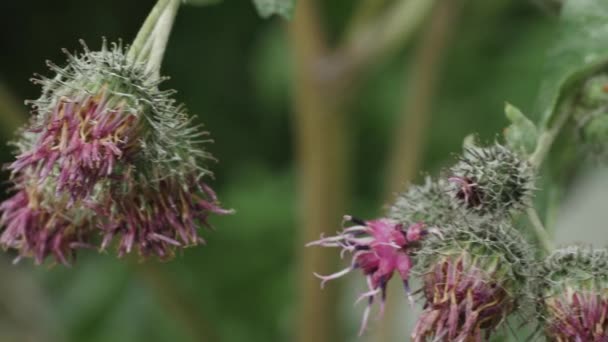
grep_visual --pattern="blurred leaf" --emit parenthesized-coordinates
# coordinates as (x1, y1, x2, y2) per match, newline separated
(536, 0, 608, 127)
(181, 0, 222, 6)
(253, 0, 295, 20)
(504, 102, 538, 155)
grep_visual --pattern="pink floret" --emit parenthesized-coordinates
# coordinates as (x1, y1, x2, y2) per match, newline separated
(307, 216, 428, 335)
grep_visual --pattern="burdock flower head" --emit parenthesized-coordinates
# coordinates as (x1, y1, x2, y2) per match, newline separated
(412, 220, 533, 341)
(307, 215, 437, 335)
(538, 246, 608, 341)
(448, 143, 535, 217)
(1, 31, 231, 262)
(389, 176, 458, 227)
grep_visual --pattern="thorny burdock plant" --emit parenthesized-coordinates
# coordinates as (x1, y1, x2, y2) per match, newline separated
(0, 1, 232, 265)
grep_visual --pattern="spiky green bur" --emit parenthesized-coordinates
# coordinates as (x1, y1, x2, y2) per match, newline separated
(538, 246, 608, 341)
(412, 221, 534, 341)
(388, 177, 457, 227)
(29, 39, 213, 185)
(574, 74, 608, 159)
(448, 144, 535, 217)
(1, 40, 230, 264)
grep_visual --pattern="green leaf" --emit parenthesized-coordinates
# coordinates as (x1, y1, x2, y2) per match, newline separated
(504, 102, 538, 155)
(181, 0, 222, 6)
(536, 0, 608, 127)
(253, 0, 296, 20)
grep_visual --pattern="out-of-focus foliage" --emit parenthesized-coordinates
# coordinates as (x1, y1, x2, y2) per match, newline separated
(0, 0, 577, 341)
(536, 0, 608, 126)
(253, 0, 295, 19)
(183, 0, 222, 6)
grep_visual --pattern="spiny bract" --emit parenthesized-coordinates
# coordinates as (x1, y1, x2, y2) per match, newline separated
(448, 143, 535, 217)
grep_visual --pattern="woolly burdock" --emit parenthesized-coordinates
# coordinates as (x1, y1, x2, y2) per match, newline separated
(0, 40, 231, 264)
(412, 220, 533, 341)
(448, 143, 535, 217)
(538, 246, 608, 341)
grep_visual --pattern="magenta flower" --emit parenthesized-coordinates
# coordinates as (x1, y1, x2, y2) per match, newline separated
(93, 177, 233, 259)
(412, 221, 530, 341)
(0, 187, 93, 266)
(307, 216, 430, 335)
(10, 90, 140, 202)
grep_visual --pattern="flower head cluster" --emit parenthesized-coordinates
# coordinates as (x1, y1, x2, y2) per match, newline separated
(307, 216, 434, 335)
(448, 143, 535, 217)
(412, 220, 533, 341)
(0, 40, 230, 265)
(538, 246, 608, 341)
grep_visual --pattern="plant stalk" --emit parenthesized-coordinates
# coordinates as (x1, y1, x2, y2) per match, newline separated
(127, 0, 180, 76)
(526, 207, 555, 253)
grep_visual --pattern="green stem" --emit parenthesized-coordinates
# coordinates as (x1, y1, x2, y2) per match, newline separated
(526, 207, 554, 253)
(145, 0, 181, 76)
(127, 0, 180, 75)
(333, 0, 436, 79)
(525, 99, 573, 252)
(528, 99, 573, 169)
(127, 0, 170, 62)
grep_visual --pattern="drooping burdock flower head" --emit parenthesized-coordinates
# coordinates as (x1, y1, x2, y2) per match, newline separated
(307, 215, 437, 336)
(412, 220, 533, 341)
(538, 246, 608, 341)
(0, 39, 231, 264)
(389, 176, 458, 228)
(448, 143, 535, 217)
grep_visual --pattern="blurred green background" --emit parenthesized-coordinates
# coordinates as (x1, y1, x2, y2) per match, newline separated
(0, 0, 562, 341)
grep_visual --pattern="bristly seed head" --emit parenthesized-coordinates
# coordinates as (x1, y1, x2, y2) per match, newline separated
(0, 40, 231, 264)
(412, 220, 534, 341)
(307, 216, 434, 336)
(538, 246, 608, 341)
(448, 143, 535, 217)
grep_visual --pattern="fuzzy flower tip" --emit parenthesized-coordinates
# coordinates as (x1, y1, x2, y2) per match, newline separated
(0, 40, 231, 264)
(539, 246, 608, 341)
(307, 216, 433, 336)
(10, 90, 140, 202)
(412, 221, 532, 341)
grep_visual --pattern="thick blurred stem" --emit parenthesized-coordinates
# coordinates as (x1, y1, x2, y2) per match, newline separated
(331, 0, 436, 79)
(344, 0, 388, 39)
(373, 0, 465, 341)
(289, 1, 350, 341)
